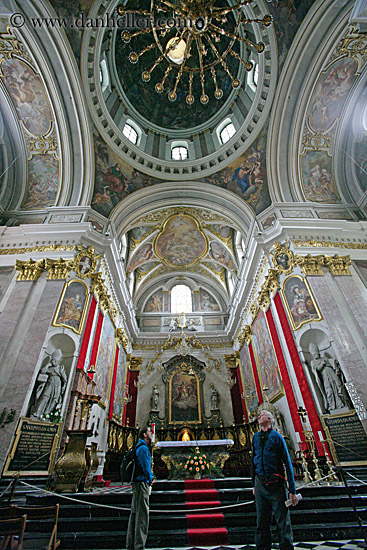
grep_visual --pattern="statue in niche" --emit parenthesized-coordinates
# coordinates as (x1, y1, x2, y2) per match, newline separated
(151, 385, 160, 412)
(309, 343, 346, 412)
(31, 349, 67, 420)
(210, 384, 219, 411)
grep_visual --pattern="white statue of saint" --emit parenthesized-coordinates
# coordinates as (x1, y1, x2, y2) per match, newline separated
(31, 349, 67, 420)
(309, 343, 346, 412)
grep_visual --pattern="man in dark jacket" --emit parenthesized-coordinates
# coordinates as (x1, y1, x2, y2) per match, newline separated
(251, 410, 298, 550)
(126, 426, 154, 550)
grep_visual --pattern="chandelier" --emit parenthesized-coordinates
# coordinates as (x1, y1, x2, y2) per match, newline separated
(117, 0, 272, 105)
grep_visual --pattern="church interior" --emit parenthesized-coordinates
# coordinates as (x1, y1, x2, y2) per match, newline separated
(1, 0, 367, 548)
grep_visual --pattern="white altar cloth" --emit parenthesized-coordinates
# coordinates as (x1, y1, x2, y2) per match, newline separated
(154, 439, 233, 448)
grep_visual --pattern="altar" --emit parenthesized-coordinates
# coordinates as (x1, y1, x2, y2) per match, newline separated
(153, 439, 233, 479)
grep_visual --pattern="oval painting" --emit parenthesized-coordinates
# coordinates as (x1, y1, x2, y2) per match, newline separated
(155, 214, 207, 267)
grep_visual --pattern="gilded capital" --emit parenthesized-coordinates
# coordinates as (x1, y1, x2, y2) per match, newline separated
(224, 351, 240, 369)
(45, 258, 74, 279)
(295, 254, 324, 276)
(116, 327, 129, 351)
(238, 325, 251, 349)
(15, 259, 44, 281)
(127, 354, 143, 371)
(323, 254, 351, 276)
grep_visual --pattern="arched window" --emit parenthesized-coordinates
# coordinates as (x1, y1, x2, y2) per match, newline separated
(220, 122, 236, 144)
(171, 145, 188, 160)
(171, 284, 192, 313)
(123, 123, 138, 145)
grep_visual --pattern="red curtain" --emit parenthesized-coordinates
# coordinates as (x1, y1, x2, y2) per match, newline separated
(76, 295, 97, 370)
(266, 307, 305, 444)
(124, 369, 139, 427)
(274, 292, 325, 454)
(249, 342, 263, 405)
(230, 366, 247, 424)
(108, 346, 120, 420)
(88, 310, 103, 381)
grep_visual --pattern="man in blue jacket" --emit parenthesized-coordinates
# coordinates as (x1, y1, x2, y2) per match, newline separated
(251, 410, 298, 550)
(126, 425, 154, 550)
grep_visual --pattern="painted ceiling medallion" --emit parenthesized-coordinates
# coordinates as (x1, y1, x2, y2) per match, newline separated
(154, 214, 208, 268)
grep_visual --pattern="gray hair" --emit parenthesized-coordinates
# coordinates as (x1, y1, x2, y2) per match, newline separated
(260, 410, 274, 424)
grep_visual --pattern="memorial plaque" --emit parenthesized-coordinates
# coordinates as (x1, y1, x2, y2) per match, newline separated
(3, 417, 62, 476)
(321, 411, 367, 466)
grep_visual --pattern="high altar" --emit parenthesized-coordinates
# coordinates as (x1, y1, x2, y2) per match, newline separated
(154, 439, 234, 479)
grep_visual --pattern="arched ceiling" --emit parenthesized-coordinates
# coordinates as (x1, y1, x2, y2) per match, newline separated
(1, 0, 367, 336)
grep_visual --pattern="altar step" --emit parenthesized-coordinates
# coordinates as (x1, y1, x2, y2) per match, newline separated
(17, 477, 367, 549)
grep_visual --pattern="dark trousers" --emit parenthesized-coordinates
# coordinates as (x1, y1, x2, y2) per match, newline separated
(126, 482, 150, 550)
(254, 475, 294, 550)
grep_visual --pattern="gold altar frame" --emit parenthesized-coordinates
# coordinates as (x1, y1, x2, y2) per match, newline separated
(168, 367, 202, 425)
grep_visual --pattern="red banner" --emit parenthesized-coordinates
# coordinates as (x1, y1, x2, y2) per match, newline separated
(266, 307, 304, 443)
(76, 295, 97, 370)
(108, 346, 120, 420)
(249, 342, 263, 405)
(88, 310, 103, 381)
(274, 292, 325, 454)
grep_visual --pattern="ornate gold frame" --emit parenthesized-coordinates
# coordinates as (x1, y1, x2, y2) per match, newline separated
(154, 213, 208, 268)
(251, 309, 284, 404)
(111, 345, 129, 424)
(168, 367, 202, 425)
(52, 279, 90, 335)
(281, 274, 323, 331)
(320, 411, 367, 467)
(3, 417, 62, 477)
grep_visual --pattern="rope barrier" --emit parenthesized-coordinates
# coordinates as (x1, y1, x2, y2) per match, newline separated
(0, 479, 14, 499)
(345, 471, 367, 487)
(18, 471, 338, 514)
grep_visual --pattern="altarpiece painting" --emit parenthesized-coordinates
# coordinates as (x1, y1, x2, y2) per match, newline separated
(94, 313, 116, 408)
(53, 279, 89, 334)
(252, 309, 283, 403)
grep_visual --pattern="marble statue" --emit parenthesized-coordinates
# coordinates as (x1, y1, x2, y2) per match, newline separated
(309, 343, 346, 412)
(31, 349, 67, 420)
(168, 318, 177, 331)
(151, 385, 160, 412)
(210, 384, 219, 411)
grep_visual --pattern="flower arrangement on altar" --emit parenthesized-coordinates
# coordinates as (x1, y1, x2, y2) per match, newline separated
(180, 446, 215, 479)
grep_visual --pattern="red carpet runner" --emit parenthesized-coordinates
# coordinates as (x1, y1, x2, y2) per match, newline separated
(185, 478, 228, 546)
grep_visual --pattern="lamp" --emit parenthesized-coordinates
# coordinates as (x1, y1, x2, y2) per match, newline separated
(117, 0, 272, 105)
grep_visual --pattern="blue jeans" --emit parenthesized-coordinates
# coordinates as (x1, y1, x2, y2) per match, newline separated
(254, 475, 294, 550)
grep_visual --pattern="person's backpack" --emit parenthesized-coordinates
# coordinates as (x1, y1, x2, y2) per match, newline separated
(120, 441, 144, 483)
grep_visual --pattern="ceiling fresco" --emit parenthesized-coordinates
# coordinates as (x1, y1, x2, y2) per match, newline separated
(300, 25, 367, 204)
(124, 208, 238, 298)
(92, 125, 270, 217)
(0, 33, 60, 211)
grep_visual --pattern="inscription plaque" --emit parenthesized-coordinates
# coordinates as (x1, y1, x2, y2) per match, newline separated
(3, 417, 62, 476)
(321, 411, 367, 466)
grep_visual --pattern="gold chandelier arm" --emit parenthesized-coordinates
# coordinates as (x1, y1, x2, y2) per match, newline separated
(230, 49, 253, 71)
(206, 34, 240, 88)
(117, 6, 150, 16)
(209, 22, 265, 53)
(210, 66, 223, 99)
(155, 64, 173, 93)
(157, 0, 186, 16)
(122, 28, 153, 42)
(196, 36, 209, 104)
(129, 43, 156, 64)
(211, 1, 254, 17)
(240, 15, 273, 27)
(168, 35, 193, 101)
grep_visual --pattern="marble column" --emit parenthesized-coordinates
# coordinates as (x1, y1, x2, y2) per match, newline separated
(308, 274, 367, 432)
(0, 275, 65, 471)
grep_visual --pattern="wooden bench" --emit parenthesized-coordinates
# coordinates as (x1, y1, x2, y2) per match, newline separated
(0, 505, 60, 550)
(0, 515, 27, 550)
